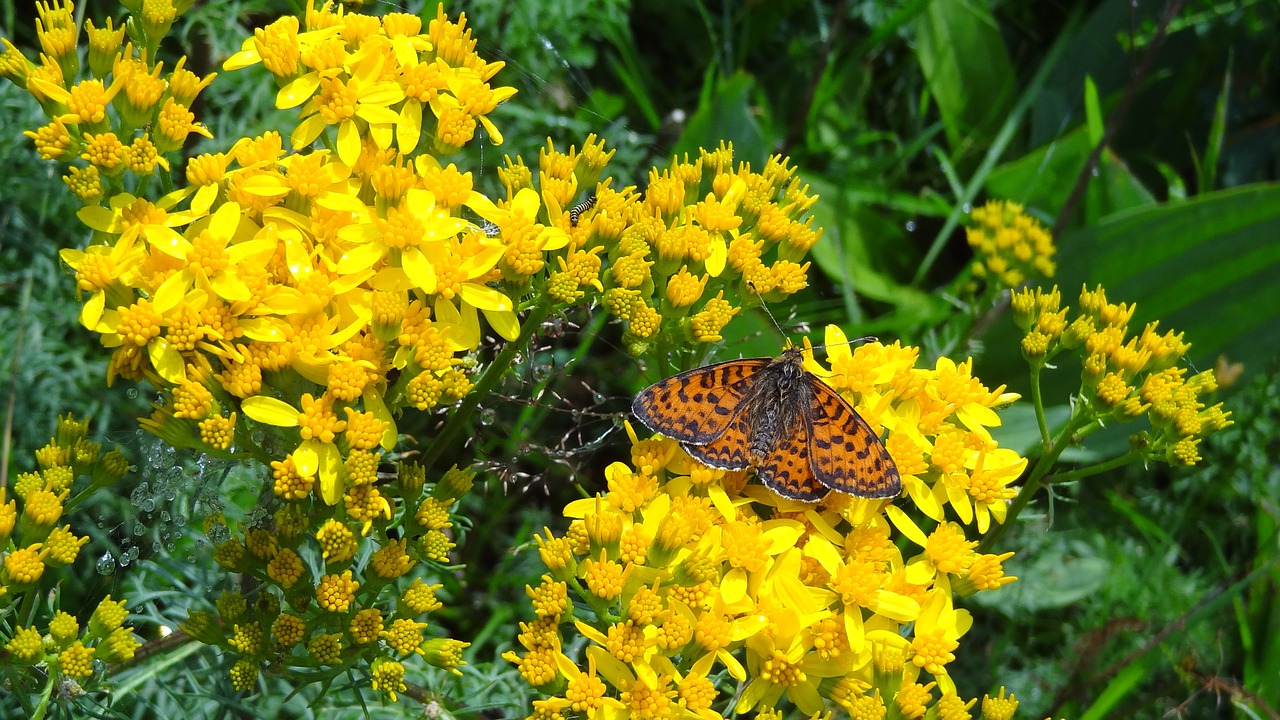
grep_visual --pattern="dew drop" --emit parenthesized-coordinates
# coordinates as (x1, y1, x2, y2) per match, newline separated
(208, 524, 231, 544)
(532, 363, 553, 382)
(96, 553, 116, 575)
(905, 221, 917, 232)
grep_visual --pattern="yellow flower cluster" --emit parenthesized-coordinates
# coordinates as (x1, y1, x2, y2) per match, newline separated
(2, 0, 214, 204)
(1, 416, 140, 699)
(535, 142, 825, 353)
(1012, 284, 1232, 465)
(5, 0, 829, 705)
(183, 464, 474, 691)
(966, 200, 1056, 288)
(13, 6, 539, 698)
(507, 328, 1027, 716)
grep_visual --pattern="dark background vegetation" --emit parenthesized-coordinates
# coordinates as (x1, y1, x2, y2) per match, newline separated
(2, 0, 1278, 717)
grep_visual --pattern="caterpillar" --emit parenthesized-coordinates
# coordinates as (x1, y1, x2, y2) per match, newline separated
(569, 194, 597, 228)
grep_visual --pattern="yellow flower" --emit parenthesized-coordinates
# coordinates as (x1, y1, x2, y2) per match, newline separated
(471, 186, 570, 276)
(315, 519, 358, 564)
(242, 392, 348, 504)
(736, 607, 850, 715)
(381, 617, 428, 656)
(58, 641, 96, 678)
(229, 659, 258, 691)
(307, 631, 343, 664)
(349, 608, 384, 644)
(966, 200, 1056, 288)
(910, 591, 972, 683)
(980, 686, 1018, 720)
(370, 657, 407, 701)
(3, 544, 46, 585)
(6, 626, 44, 663)
(272, 614, 306, 646)
(316, 570, 359, 612)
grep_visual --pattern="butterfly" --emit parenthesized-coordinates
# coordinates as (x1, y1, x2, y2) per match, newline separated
(631, 346, 901, 502)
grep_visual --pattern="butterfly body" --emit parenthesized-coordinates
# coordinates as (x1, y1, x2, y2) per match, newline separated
(632, 347, 902, 501)
(737, 354, 807, 462)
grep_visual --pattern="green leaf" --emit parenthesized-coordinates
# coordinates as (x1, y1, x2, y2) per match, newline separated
(1199, 54, 1232, 194)
(973, 542, 1111, 612)
(986, 125, 1156, 222)
(915, 0, 1016, 157)
(1083, 75, 1103, 145)
(1153, 161, 1188, 200)
(1056, 184, 1280, 374)
(805, 175, 947, 325)
(596, 19, 662, 131)
(1079, 660, 1150, 720)
(672, 71, 766, 168)
(912, 13, 1078, 284)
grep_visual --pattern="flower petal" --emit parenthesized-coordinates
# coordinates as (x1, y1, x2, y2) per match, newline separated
(481, 308, 520, 342)
(148, 338, 186, 384)
(318, 441, 343, 505)
(459, 283, 512, 312)
(241, 396, 301, 427)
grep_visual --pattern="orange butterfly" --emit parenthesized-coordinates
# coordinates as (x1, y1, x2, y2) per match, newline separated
(632, 346, 901, 502)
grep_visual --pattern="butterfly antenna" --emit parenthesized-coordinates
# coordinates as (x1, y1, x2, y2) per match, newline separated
(747, 281, 878, 353)
(746, 281, 788, 340)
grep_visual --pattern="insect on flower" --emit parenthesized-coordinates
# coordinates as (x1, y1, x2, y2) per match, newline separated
(568, 193, 597, 228)
(632, 346, 901, 502)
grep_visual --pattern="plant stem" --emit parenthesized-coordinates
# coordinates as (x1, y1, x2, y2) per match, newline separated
(978, 408, 1088, 553)
(1046, 448, 1142, 485)
(1029, 363, 1051, 449)
(418, 300, 554, 477)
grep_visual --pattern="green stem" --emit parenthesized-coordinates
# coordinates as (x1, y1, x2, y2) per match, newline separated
(654, 331, 674, 381)
(1046, 448, 1143, 485)
(419, 300, 554, 477)
(17, 585, 39, 628)
(570, 575, 619, 623)
(1029, 363, 1051, 449)
(977, 409, 1090, 553)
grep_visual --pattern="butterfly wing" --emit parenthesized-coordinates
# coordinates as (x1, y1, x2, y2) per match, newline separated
(756, 417, 829, 502)
(804, 377, 902, 498)
(631, 359, 770, 444)
(683, 412, 751, 470)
